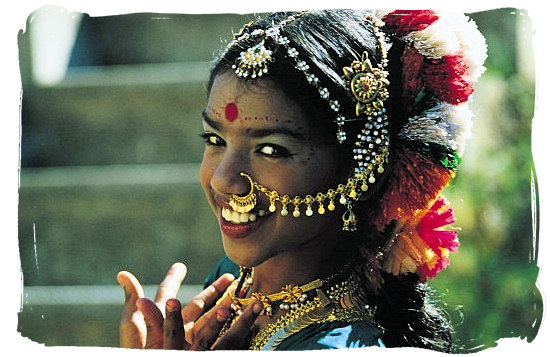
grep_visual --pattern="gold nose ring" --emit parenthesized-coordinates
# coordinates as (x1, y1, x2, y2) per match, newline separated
(229, 173, 257, 213)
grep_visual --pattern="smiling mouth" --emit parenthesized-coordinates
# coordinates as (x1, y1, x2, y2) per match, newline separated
(219, 206, 272, 239)
(221, 207, 268, 224)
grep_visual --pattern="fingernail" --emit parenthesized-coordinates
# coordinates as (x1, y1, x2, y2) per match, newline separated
(253, 301, 263, 314)
(116, 273, 125, 287)
(171, 262, 187, 274)
(216, 309, 229, 322)
(166, 299, 180, 313)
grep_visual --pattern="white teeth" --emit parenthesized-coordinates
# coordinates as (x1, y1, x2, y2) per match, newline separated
(232, 210, 240, 223)
(222, 207, 231, 221)
(222, 207, 232, 221)
(222, 208, 261, 224)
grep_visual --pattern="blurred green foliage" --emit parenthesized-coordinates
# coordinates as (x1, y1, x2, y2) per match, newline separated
(429, 9, 541, 351)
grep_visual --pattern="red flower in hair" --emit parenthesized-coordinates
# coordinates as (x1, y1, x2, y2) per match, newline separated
(382, 10, 439, 37)
(423, 54, 474, 104)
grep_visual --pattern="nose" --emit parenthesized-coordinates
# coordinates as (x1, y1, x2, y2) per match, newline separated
(209, 149, 252, 198)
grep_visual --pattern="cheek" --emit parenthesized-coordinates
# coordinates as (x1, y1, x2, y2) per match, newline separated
(301, 150, 341, 187)
(298, 146, 315, 165)
(262, 160, 340, 203)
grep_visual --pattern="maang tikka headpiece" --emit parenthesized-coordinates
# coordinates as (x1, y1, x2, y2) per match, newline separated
(227, 12, 390, 231)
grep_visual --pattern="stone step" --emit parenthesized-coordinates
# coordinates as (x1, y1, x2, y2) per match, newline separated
(19, 11, 252, 166)
(19, 164, 224, 286)
(21, 81, 208, 167)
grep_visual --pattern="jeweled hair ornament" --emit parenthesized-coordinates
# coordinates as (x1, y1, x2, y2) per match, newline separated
(225, 12, 390, 232)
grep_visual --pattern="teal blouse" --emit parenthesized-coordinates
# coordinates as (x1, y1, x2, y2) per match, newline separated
(203, 256, 385, 350)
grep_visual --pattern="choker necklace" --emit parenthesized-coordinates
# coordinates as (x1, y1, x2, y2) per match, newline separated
(218, 264, 378, 350)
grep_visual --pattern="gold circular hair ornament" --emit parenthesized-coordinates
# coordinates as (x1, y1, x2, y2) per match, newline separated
(229, 173, 257, 213)
(344, 51, 390, 117)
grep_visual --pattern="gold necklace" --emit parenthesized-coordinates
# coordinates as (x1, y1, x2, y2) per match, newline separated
(217, 264, 377, 350)
(230, 263, 358, 316)
(235, 278, 324, 317)
(249, 270, 377, 350)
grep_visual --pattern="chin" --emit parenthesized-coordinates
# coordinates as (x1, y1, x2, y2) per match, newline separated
(222, 236, 271, 268)
(224, 250, 260, 268)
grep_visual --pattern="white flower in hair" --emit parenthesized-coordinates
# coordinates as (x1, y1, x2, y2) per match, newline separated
(442, 103, 474, 156)
(442, 13, 488, 81)
(403, 17, 461, 59)
(399, 102, 473, 156)
(373, 9, 393, 19)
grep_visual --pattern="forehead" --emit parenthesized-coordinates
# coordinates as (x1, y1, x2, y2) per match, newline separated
(206, 72, 309, 130)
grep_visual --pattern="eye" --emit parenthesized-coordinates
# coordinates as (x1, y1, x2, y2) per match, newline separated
(257, 144, 296, 159)
(200, 132, 225, 146)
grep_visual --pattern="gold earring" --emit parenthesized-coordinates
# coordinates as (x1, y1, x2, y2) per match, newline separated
(229, 173, 257, 213)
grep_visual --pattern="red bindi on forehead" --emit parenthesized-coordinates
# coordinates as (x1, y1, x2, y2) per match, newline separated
(224, 102, 239, 122)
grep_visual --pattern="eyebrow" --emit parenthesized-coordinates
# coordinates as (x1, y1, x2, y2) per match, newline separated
(202, 110, 221, 131)
(201, 109, 307, 141)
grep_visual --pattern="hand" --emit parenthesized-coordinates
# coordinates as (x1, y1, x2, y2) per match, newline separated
(117, 262, 262, 349)
(211, 299, 264, 350)
(159, 292, 264, 350)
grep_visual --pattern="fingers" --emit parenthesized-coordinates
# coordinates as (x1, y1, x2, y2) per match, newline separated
(136, 298, 189, 350)
(136, 298, 164, 349)
(163, 299, 187, 350)
(188, 305, 231, 350)
(117, 264, 234, 350)
(190, 288, 233, 333)
(212, 300, 263, 350)
(117, 271, 145, 317)
(117, 271, 146, 348)
(154, 262, 188, 309)
(182, 273, 235, 323)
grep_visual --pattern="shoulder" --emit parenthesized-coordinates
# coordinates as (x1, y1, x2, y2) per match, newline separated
(276, 319, 385, 350)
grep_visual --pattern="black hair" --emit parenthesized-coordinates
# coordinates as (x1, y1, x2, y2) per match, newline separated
(208, 9, 453, 351)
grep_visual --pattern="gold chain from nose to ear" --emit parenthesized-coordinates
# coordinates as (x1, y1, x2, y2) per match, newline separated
(246, 144, 388, 218)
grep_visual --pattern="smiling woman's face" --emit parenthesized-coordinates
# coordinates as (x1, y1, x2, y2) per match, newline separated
(199, 71, 347, 268)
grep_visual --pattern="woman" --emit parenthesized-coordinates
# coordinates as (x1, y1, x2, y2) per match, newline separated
(117, 9, 487, 351)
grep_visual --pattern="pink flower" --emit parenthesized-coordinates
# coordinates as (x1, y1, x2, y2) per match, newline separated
(418, 197, 460, 253)
(383, 196, 460, 281)
(417, 197, 460, 280)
